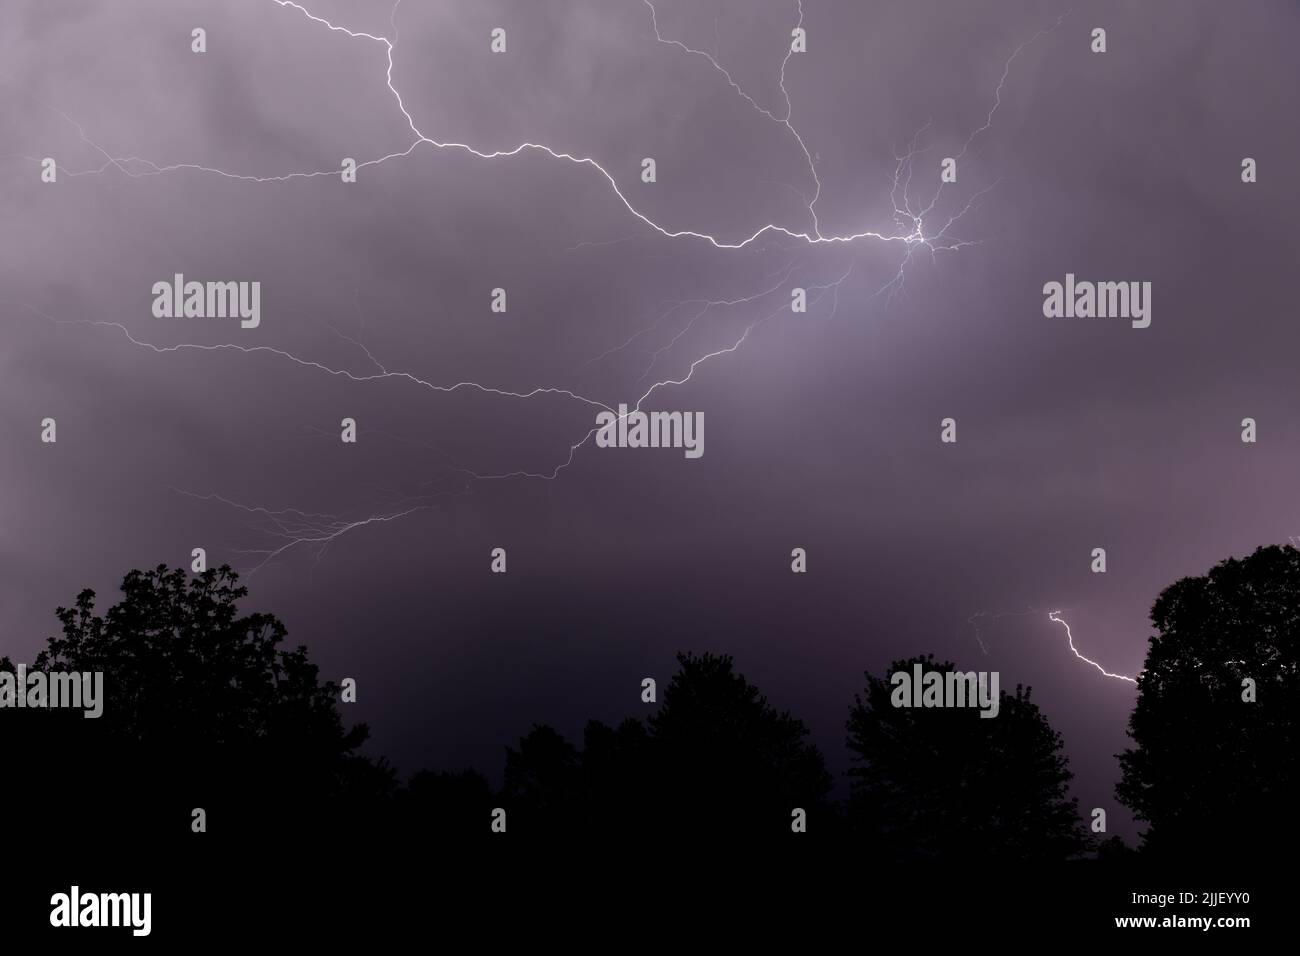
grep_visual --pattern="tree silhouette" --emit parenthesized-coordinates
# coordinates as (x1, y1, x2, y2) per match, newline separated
(1117, 544, 1300, 857)
(579, 717, 653, 831)
(2, 566, 841, 844)
(502, 723, 584, 831)
(11, 562, 1194, 855)
(846, 654, 1089, 860)
(647, 651, 833, 836)
(497, 652, 833, 836)
(0, 565, 394, 847)
(499, 718, 653, 834)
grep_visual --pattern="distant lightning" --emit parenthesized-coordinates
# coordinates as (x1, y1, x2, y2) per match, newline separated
(174, 488, 469, 575)
(153, 265, 854, 574)
(631, 261, 802, 384)
(914, 9, 1072, 225)
(967, 606, 1040, 654)
(468, 260, 857, 483)
(17, 306, 612, 414)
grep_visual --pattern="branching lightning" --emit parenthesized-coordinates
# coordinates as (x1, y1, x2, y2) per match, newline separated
(644, 0, 826, 237)
(18, 0, 1065, 254)
(8, 0, 1071, 572)
(15, 304, 612, 413)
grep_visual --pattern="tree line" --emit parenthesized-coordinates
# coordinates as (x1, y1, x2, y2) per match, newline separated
(3, 545, 1297, 859)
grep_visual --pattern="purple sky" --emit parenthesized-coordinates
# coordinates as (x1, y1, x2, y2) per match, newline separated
(3, 0, 1298, 842)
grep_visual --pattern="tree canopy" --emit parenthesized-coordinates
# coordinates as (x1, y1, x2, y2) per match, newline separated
(1117, 544, 1300, 856)
(0, 565, 393, 847)
(500, 652, 834, 836)
(846, 654, 1090, 861)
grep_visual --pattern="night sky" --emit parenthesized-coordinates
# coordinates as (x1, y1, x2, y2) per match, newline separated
(2, 0, 1298, 845)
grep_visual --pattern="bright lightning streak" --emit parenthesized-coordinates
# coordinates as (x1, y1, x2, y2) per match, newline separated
(1047, 611, 1138, 684)
(969, 607, 1138, 684)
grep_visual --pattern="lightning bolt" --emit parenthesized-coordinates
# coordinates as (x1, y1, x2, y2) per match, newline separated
(1047, 611, 1138, 684)
(969, 607, 1138, 684)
